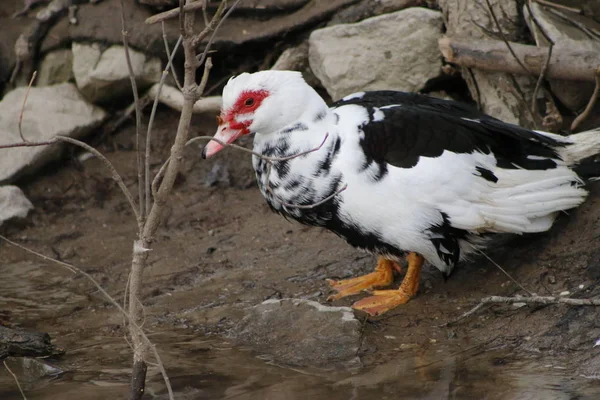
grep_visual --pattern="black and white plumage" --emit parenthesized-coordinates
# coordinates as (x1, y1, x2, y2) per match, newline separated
(202, 71, 600, 312)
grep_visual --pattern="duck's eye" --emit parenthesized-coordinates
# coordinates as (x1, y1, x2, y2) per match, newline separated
(245, 98, 255, 107)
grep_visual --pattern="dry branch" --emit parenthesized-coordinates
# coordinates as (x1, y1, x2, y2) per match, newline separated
(3, 360, 26, 400)
(571, 66, 600, 132)
(146, 0, 218, 25)
(0, 235, 173, 400)
(439, 36, 600, 82)
(442, 294, 600, 327)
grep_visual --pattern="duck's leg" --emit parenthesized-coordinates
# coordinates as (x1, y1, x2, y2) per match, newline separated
(352, 252, 424, 316)
(327, 257, 401, 301)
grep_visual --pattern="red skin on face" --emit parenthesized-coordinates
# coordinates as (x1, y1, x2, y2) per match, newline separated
(221, 89, 270, 135)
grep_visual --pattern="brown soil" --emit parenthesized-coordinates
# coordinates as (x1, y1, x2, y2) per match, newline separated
(2, 108, 600, 398)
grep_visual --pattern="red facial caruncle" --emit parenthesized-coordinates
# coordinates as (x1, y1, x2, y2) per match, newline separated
(223, 89, 269, 133)
(202, 89, 269, 159)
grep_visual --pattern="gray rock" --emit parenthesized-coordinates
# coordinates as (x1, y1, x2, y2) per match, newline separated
(272, 42, 321, 89)
(524, 3, 600, 111)
(309, 8, 443, 101)
(233, 298, 362, 369)
(0, 186, 33, 226)
(37, 49, 74, 86)
(72, 42, 161, 104)
(40, 0, 357, 62)
(439, 0, 536, 126)
(0, 83, 106, 184)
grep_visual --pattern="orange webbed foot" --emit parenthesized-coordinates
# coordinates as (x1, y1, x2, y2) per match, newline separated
(327, 257, 399, 301)
(352, 252, 424, 316)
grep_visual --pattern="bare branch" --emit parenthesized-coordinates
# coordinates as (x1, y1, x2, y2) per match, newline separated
(161, 22, 183, 92)
(0, 136, 141, 224)
(0, 235, 173, 400)
(442, 294, 600, 327)
(18, 71, 37, 143)
(531, 43, 553, 116)
(477, 250, 533, 296)
(196, 57, 213, 98)
(571, 66, 600, 132)
(146, 35, 183, 217)
(120, 0, 145, 227)
(534, 0, 581, 14)
(196, 0, 242, 65)
(3, 360, 26, 400)
(484, 0, 532, 75)
(145, 0, 234, 25)
(0, 139, 57, 150)
(438, 37, 600, 81)
(55, 135, 141, 225)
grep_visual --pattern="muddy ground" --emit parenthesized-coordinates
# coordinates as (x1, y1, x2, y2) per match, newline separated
(2, 108, 600, 398)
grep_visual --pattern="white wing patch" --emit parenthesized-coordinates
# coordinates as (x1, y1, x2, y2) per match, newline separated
(342, 92, 365, 101)
(372, 108, 385, 122)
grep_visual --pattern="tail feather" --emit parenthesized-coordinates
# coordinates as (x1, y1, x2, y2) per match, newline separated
(536, 127, 600, 179)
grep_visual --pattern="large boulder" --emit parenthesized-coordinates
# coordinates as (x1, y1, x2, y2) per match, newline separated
(72, 42, 161, 104)
(0, 83, 106, 184)
(232, 298, 362, 368)
(309, 7, 443, 101)
(37, 49, 74, 87)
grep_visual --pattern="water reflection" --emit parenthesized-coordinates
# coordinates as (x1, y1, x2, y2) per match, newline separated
(1, 261, 599, 399)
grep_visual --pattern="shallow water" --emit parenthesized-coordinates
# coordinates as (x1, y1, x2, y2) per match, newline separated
(3, 335, 599, 400)
(1, 261, 599, 399)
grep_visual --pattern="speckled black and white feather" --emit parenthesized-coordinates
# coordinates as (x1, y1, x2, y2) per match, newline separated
(220, 71, 600, 276)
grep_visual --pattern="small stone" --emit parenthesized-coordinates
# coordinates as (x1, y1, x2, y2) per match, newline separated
(399, 343, 419, 350)
(548, 274, 557, 284)
(559, 291, 570, 296)
(384, 335, 396, 340)
(512, 302, 527, 309)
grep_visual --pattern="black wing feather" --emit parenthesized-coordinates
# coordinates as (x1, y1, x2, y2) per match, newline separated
(332, 91, 564, 170)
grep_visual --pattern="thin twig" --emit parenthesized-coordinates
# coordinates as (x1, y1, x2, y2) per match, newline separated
(191, 132, 330, 162)
(0, 137, 141, 224)
(525, 0, 556, 116)
(196, 0, 242, 65)
(484, 0, 532, 75)
(534, 0, 581, 14)
(532, 43, 553, 115)
(202, 0, 209, 26)
(571, 67, 600, 132)
(0, 235, 174, 400)
(18, 71, 37, 143)
(161, 22, 183, 92)
(442, 294, 600, 327)
(3, 361, 26, 400)
(120, 0, 145, 227)
(477, 250, 533, 296)
(146, 0, 230, 25)
(146, 35, 183, 217)
(55, 136, 141, 225)
(196, 57, 213, 98)
(0, 140, 57, 150)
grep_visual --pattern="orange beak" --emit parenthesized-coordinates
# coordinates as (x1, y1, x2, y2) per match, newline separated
(201, 116, 245, 159)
